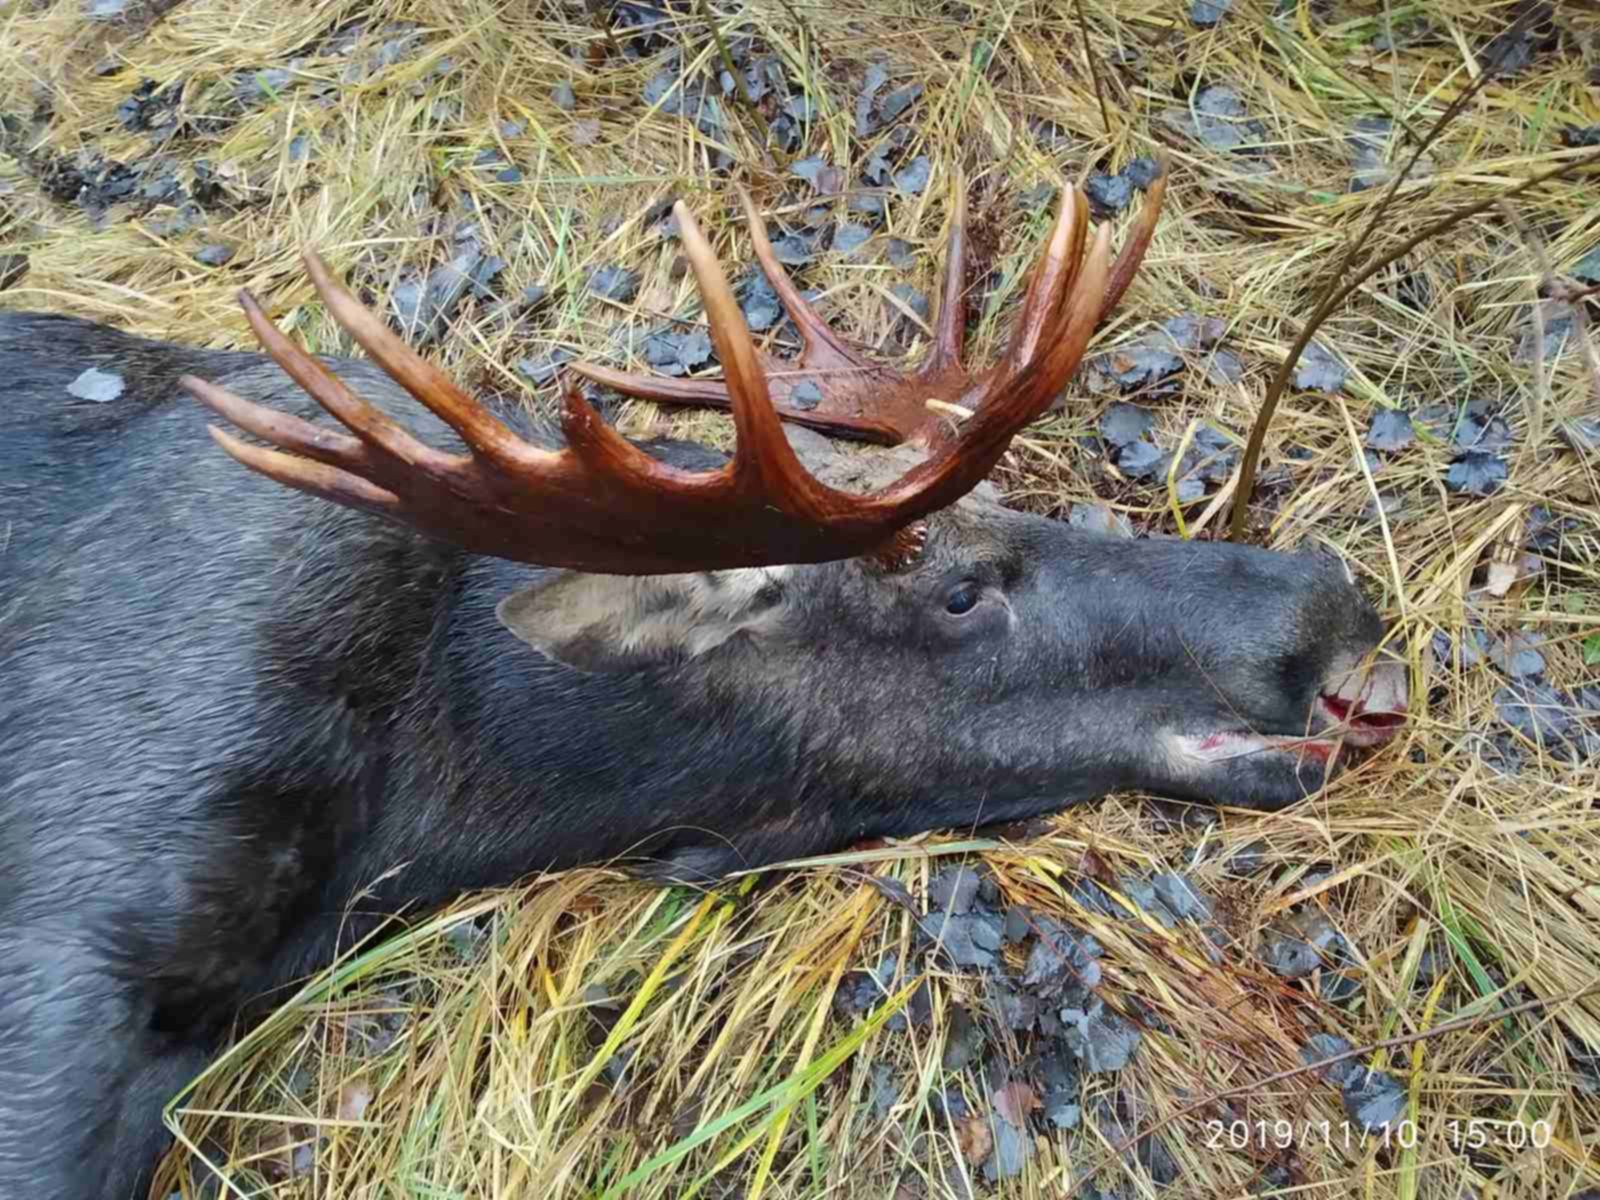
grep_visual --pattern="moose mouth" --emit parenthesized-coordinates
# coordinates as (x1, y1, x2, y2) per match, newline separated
(1178, 657, 1409, 769)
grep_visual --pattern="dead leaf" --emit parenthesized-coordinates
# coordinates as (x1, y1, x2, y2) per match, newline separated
(955, 1115, 993, 1163)
(336, 1077, 373, 1122)
(991, 1081, 1040, 1126)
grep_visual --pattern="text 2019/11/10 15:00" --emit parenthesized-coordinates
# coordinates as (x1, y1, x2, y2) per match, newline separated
(1204, 1117, 1554, 1152)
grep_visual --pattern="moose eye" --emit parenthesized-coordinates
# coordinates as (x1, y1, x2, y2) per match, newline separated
(944, 580, 983, 616)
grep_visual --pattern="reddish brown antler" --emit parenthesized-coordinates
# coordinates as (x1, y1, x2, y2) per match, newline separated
(182, 176, 1140, 575)
(570, 162, 1167, 448)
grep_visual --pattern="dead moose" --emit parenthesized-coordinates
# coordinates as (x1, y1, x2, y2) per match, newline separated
(0, 168, 1406, 1199)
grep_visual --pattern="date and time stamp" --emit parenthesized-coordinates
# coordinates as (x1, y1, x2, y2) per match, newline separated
(1202, 1117, 1554, 1154)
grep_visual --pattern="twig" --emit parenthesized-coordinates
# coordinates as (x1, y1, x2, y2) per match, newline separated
(1495, 198, 1557, 449)
(696, 0, 782, 167)
(1072, 0, 1112, 138)
(1227, 4, 1547, 542)
(1228, 146, 1600, 540)
(1064, 983, 1600, 1198)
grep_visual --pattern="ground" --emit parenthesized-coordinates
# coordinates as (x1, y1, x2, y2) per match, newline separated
(3, 0, 1599, 1197)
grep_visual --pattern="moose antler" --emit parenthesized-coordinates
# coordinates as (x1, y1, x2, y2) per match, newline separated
(571, 165, 1167, 448)
(182, 171, 1158, 575)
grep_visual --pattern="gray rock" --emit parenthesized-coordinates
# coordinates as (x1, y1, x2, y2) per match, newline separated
(919, 911, 1003, 970)
(194, 243, 235, 267)
(1444, 451, 1507, 497)
(588, 265, 639, 303)
(1489, 630, 1545, 679)
(831, 222, 871, 256)
(1367, 408, 1414, 452)
(893, 155, 932, 195)
(1021, 916, 1103, 991)
(1100, 402, 1155, 447)
(1084, 171, 1133, 213)
(982, 1116, 1031, 1182)
(1342, 1068, 1406, 1131)
(66, 366, 125, 403)
(1495, 682, 1572, 741)
(1150, 873, 1212, 921)
(928, 866, 982, 915)
(1294, 340, 1347, 392)
(1063, 998, 1141, 1071)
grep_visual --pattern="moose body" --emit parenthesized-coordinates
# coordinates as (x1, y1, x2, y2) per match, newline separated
(1, 182, 1404, 1199)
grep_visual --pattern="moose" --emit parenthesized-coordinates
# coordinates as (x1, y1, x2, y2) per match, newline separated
(0, 167, 1406, 1198)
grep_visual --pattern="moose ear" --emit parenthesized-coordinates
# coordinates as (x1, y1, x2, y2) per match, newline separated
(496, 568, 793, 673)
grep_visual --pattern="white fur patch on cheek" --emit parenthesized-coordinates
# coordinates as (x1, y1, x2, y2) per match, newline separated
(498, 565, 793, 671)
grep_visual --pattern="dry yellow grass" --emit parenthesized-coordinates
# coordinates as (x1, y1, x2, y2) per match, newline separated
(3, 1, 1599, 1197)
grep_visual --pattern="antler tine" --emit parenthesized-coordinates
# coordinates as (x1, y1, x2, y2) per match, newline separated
(1001, 184, 1089, 368)
(734, 186, 860, 364)
(672, 200, 836, 520)
(232, 287, 455, 475)
(1098, 156, 1167, 322)
(883, 223, 1113, 513)
(301, 250, 549, 468)
(203, 422, 403, 517)
(918, 167, 967, 379)
(183, 369, 373, 473)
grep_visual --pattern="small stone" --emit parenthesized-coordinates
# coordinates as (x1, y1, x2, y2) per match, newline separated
(982, 1117, 1030, 1182)
(1021, 916, 1103, 991)
(1205, 347, 1244, 385)
(1495, 682, 1573, 741)
(1559, 417, 1600, 454)
(1294, 340, 1347, 392)
(1191, 0, 1231, 26)
(66, 366, 125, 403)
(788, 380, 823, 411)
(919, 911, 1003, 970)
(1300, 1034, 1363, 1089)
(1100, 402, 1156, 447)
(1150, 873, 1211, 921)
(1431, 626, 1490, 670)
(194, 243, 235, 267)
(790, 156, 841, 195)
(893, 155, 932, 195)
(1489, 630, 1545, 679)
(1444, 452, 1507, 497)
(1513, 300, 1573, 363)
(831, 222, 871, 256)
(942, 1004, 984, 1071)
(551, 81, 576, 111)
(1366, 408, 1414, 452)
(587, 265, 639, 303)
(1067, 503, 1133, 538)
(880, 83, 923, 125)
(1083, 171, 1133, 213)
(989, 980, 1038, 1031)
(1342, 1069, 1407, 1131)
(1063, 998, 1141, 1072)
(1123, 157, 1162, 189)
(889, 284, 929, 324)
(1113, 438, 1164, 483)
(515, 348, 573, 385)
(1224, 840, 1270, 877)
(928, 866, 982, 915)
(1017, 181, 1056, 211)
